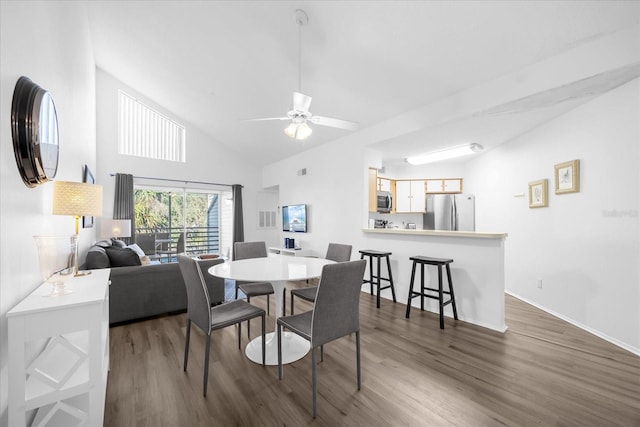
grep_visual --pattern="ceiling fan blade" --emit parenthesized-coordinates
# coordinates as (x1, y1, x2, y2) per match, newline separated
(310, 115, 359, 131)
(293, 92, 312, 112)
(245, 117, 290, 122)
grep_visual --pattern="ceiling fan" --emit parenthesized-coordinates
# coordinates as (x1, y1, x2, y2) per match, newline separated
(248, 9, 359, 140)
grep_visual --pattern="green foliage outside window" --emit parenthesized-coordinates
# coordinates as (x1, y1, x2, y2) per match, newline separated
(134, 189, 212, 230)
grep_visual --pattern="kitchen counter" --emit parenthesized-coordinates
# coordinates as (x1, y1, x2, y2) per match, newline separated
(362, 226, 508, 332)
(362, 228, 507, 239)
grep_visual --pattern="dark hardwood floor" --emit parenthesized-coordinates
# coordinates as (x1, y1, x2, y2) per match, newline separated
(105, 282, 640, 426)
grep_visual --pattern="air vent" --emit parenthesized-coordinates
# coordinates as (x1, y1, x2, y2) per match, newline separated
(258, 211, 277, 229)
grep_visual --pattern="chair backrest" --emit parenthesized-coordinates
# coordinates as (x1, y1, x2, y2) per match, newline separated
(195, 257, 225, 304)
(234, 241, 268, 260)
(325, 243, 352, 262)
(136, 233, 156, 255)
(156, 232, 170, 251)
(311, 259, 366, 347)
(177, 233, 185, 254)
(178, 255, 211, 333)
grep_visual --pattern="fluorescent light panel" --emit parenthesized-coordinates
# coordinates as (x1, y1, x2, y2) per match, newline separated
(406, 143, 483, 165)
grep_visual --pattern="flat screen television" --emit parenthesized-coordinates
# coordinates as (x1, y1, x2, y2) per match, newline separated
(282, 204, 307, 233)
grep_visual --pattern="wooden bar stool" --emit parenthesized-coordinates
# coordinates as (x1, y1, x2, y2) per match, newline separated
(405, 256, 458, 329)
(359, 249, 397, 308)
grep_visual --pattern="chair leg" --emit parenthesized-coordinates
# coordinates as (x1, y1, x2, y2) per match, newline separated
(312, 345, 317, 418)
(277, 323, 283, 380)
(438, 265, 445, 329)
(246, 296, 251, 339)
(203, 334, 211, 397)
(320, 345, 324, 362)
(356, 330, 361, 390)
(282, 290, 286, 316)
(290, 292, 295, 315)
(266, 294, 270, 316)
(262, 313, 266, 366)
(184, 319, 191, 371)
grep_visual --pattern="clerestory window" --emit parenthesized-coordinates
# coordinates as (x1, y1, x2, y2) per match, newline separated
(117, 90, 186, 162)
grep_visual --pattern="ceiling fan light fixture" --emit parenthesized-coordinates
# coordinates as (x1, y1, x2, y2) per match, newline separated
(406, 143, 483, 165)
(284, 121, 312, 140)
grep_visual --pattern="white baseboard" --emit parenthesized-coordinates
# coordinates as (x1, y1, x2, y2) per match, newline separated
(506, 290, 640, 357)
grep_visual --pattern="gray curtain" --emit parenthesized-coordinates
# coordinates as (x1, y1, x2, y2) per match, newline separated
(113, 173, 135, 245)
(231, 184, 244, 259)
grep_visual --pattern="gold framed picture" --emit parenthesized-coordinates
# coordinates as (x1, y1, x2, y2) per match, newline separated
(554, 159, 580, 194)
(528, 179, 548, 208)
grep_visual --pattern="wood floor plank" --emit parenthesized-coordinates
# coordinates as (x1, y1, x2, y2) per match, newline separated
(105, 283, 640, 426)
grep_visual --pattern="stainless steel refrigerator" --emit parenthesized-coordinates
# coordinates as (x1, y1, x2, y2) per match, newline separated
(423, 194, 475, 231)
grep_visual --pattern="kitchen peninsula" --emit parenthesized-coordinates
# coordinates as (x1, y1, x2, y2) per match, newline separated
(362, 228, 508, 332)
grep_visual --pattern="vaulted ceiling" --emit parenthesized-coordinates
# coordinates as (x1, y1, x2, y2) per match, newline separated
(85, 1, 640, 167)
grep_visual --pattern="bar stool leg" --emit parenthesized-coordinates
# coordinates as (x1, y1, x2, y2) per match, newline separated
(385, 255, 396, 302)
(365, 254, 374, 296)
(420, 263, 425, 312)
(376, 255, 382, 308)
(437, 265, 445, 329)
(446, 263, 458, 320)
(405, 261, 417, 318)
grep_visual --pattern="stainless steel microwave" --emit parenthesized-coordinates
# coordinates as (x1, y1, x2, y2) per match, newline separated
(377, 191, 392, 213)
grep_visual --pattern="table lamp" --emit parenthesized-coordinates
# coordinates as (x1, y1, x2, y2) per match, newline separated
(52, 180, 103, 276)
(100, 219, 131, 240)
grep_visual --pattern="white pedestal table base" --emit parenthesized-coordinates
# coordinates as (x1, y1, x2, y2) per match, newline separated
(245, 331, 310, 365)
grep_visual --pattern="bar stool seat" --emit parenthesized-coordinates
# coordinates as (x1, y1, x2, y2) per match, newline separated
(405, 256, 458, 329)
(359, 249, 397, 308)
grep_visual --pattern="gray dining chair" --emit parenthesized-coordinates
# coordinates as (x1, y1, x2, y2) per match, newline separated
(289, 243, 352, 314)
(234, 241, 282, 337)
(277, 259, 366, 418)
(195, 257, 225, 306)
(178, 255, 265, 397)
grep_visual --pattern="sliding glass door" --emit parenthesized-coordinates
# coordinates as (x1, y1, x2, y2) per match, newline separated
(133, 185, 232, 260)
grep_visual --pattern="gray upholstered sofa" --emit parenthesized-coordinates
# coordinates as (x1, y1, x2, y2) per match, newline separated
(85, 240, 224, 324)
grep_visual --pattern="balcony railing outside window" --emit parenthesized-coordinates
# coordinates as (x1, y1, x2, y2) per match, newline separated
(135, 226, 220, 260)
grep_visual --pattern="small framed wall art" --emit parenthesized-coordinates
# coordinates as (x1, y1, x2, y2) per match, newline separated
(528, 179, 548, 208)
(554, 159, 580, 194)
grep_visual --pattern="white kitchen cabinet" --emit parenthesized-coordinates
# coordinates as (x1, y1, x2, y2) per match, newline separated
(378, 178, 392, 192)
(8, 269, 110, 427)
(425, 178, 463, 193)
(444, 179, 462, 193)
(395, 180, 425, 212)
(425, 179, 443, 193)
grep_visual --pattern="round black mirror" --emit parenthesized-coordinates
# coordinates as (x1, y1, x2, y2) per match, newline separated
(11, 76, 60, 188)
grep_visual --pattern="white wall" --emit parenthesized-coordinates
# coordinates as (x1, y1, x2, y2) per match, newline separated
(264, 80, 639, 352)
(0, 2, 97, 423)
(263, 26, 640, 354)
(465, 79, 640, 353)
(95, 69, 272, 247)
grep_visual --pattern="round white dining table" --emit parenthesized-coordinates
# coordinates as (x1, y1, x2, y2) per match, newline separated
(209, 254, 334, 365)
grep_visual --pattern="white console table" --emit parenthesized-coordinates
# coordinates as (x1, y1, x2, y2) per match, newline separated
(8, 269, 111, 427)
(268, 247, 311, 257)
